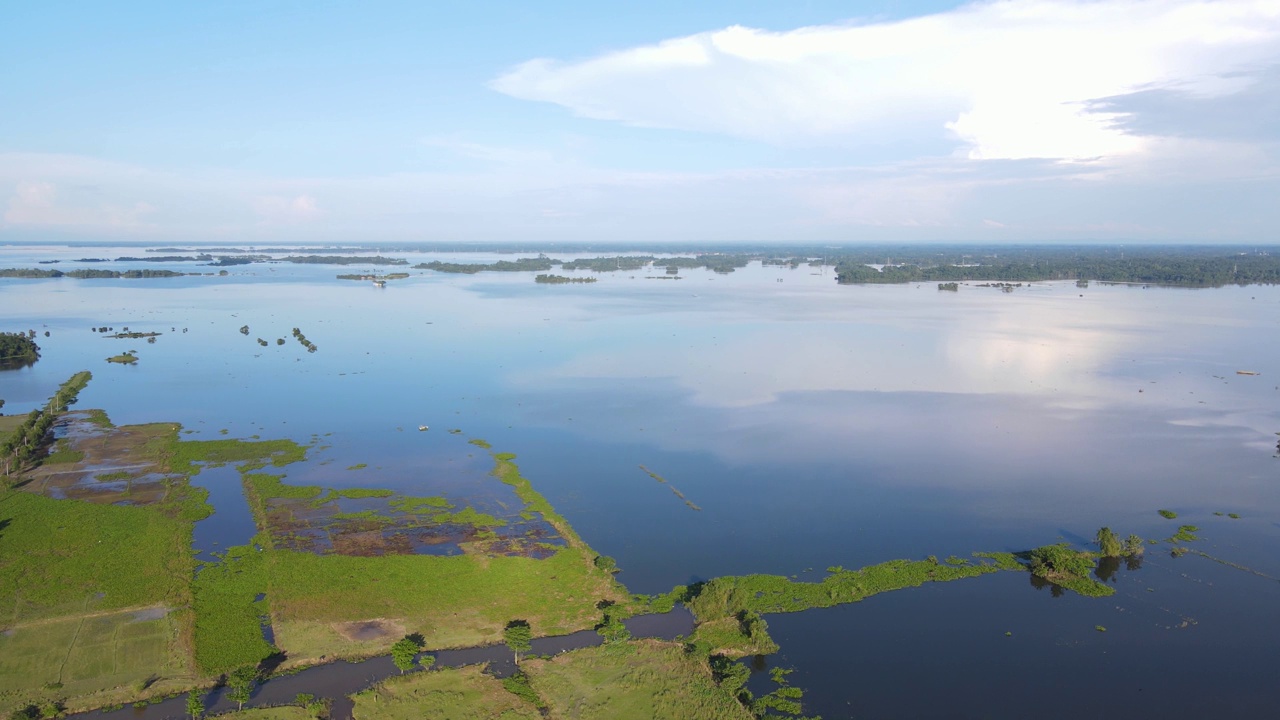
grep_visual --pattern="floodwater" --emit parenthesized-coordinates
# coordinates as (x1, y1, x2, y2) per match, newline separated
(4, 245, 1279, 718)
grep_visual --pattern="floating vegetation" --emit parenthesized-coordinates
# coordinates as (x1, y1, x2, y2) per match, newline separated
(1026, 544, 1114, 597)
(1190, 550, 1280, 582)
(1169, 525, 1200, 543)
(245, 471, 561, 559)
(1158, 509, 1178, 519)
(638, 465, 702, 511)
(106, 351, 138, 364)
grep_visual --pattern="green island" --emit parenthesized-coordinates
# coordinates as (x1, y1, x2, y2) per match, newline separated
(0, 269, 188, 279)
(335, 273, 410, 281)
(534, 274, 597, 284)
(0, 332, 40, 369)
(0, 373, 1166, 719)
(284, 256, 408, 266)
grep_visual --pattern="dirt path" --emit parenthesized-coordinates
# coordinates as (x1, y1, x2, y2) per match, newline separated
(2, 603, 170, 632)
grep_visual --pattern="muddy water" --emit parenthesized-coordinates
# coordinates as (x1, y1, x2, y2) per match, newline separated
(69, 607, 695, 720)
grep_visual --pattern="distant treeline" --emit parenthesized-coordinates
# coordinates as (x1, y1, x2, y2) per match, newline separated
(0, 268, 187, 279)
(835, 249, 1280, 287)
(415, 257, 557, 274)
(417, 253, 754, 275)
(115, 255, 211, 262)
(284, 256, 409, 266)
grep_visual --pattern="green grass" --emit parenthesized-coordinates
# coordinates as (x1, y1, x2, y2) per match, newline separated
(1169, 525, 1200, 543)
(0, 490, 191, 624)
(0, 609, 186, 714)
(41, 441, 84, 465)
(524, 641, 753, 720)
(388, 496, 451, 513)
(336, 488, 393, 499)
(0, 415, 24, 444)
(688, 616, 779, 657)
(82, 409, 114, 428)
(148, 435, 308, 476)
(267, 545, 624, 662)
(351, 664, 540, 720)
(1158, 509, 1178, 519)
(684, 553, 1021, 622)
(492, 453, 583, 547)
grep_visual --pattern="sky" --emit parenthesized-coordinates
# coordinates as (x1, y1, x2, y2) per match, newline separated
(2, 0, 1278, 245)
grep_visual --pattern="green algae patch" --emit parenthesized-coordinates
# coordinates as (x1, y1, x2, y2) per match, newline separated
(351, 663, 541, 720)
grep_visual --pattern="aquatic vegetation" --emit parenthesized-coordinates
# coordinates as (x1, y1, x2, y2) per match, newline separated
(1158, 509, 1178, 519)
(1169, 525, 1200, 543)
(106, 352, 138, 364)
(638, 465, 701, 512)
(1026, 544, 1113, 597)
(683, 552, 1023, 623)
(192, 544, 274, 673)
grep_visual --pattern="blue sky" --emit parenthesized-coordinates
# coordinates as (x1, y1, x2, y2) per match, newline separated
(2, 0, 1278, 244)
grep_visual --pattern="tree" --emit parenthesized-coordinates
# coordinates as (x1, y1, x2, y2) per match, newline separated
(226, 666, 257, 710)
(390, 635, 424, 673)
(239, 325, 250, 335)
(1096, 527, 1122, 558)
(186, 690, 204, 719)
(1124, 534, 1145, 556)
(503, 620, 533, 665)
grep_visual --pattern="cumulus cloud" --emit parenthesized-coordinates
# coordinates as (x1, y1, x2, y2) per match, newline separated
(492, 0, 1280, 161)
(4, 179, 156, 228)
(252, 194, 322, 223)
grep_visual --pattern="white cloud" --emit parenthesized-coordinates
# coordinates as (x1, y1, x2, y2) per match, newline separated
(253, 193, 322, 223)
(492, 0, 1280, 161)
(4, 179, 156, 228)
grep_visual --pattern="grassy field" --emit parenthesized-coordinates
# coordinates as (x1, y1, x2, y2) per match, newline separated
(0, 406, 312, 713)
(235, 451, 626, 665)
(524, 641, 753, 720)
(0, 490, 191, 626)
(269, 545, 624, 663)
(0, 608, 183, 696)
(350, 664, 540, 720)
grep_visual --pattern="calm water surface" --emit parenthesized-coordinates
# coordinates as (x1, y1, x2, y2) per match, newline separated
(4, 246, 1278, 718)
